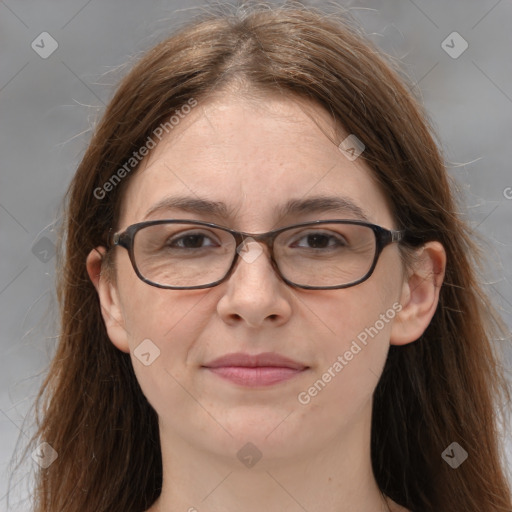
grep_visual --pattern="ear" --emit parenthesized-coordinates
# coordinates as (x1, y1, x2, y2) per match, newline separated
(86, 246, 130, 353)
(390, 241, 446, 345)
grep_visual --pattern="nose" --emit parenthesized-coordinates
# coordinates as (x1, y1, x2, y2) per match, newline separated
(216, 237, 292, 328)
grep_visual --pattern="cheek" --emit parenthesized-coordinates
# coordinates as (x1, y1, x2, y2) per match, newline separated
(315, 296, 394, 375)
(118, 286, 212, 415)
(117, 266, 217, 378)
(121, 285, 210, 357)
(302, 256, 402, 410)
(296, 302, 395, 429)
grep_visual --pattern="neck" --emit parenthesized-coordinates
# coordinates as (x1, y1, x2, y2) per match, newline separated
(147, 402, 397, 512)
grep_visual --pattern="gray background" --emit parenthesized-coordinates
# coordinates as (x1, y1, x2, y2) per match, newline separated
(1, 0, 511, 509)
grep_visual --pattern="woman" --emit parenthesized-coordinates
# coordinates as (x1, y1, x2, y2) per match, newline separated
(16, 2, 512, 511)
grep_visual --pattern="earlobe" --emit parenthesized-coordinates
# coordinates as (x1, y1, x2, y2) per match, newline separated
(390, 241, 446, 346)
(86, 247, 130, 354)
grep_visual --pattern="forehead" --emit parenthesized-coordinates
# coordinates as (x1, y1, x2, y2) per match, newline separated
(118, 94, 394, 230)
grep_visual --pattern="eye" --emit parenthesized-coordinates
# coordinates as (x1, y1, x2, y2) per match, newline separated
(291, 231, 348, 250)
(167, 231, 220, 249)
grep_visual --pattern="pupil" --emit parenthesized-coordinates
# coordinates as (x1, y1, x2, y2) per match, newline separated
(182, 234, 204, 248)
(308, 234, 329, 248)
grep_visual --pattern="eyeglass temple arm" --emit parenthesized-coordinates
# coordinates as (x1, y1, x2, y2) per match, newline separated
(108, 229, 130, 249)
(391, 230, 404, 243)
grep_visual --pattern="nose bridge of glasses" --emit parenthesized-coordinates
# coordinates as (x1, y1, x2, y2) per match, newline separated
(223, 231, 284, 283)
(234, 231, 275, 261)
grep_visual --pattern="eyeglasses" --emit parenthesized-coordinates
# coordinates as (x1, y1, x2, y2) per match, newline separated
(109, 219, 404, 290)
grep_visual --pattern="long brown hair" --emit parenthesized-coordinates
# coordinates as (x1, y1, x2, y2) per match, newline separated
(10, 2, 511, 511)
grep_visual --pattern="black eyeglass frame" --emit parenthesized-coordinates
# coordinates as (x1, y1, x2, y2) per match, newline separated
(109, 219, 405, 290)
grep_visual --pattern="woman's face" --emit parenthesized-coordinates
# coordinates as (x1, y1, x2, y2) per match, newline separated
(99, 93, 406, 463)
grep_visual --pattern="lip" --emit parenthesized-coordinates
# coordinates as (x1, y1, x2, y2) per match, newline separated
(202, 352, 309, 387)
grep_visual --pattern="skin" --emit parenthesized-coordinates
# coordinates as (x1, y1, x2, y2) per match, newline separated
(87, 91, 446, 512)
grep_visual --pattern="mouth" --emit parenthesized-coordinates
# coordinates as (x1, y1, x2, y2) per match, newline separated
(202, 352, 309, 387)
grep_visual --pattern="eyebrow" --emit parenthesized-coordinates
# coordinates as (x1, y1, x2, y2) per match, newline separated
(142, 194, 370, 223)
